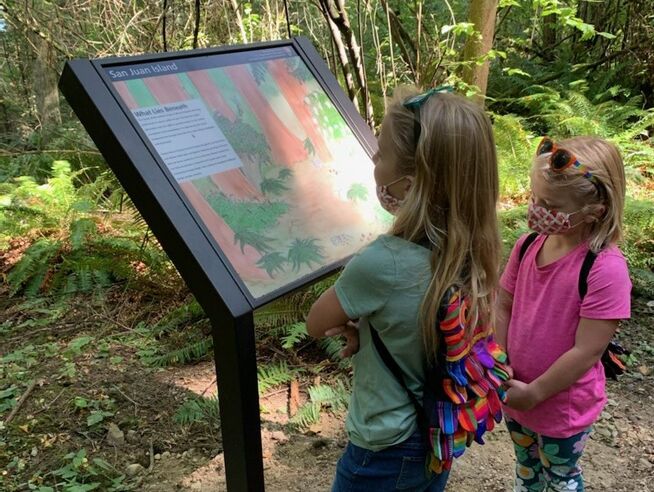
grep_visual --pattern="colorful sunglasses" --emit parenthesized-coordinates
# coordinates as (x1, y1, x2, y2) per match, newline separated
(536, 137, 605, 197)
(403, 85, 454, 142)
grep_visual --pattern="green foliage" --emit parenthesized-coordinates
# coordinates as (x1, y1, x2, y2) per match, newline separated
(493, 114, 535, 199)
(290, 380, 350, 429)
(622, 199, 654, 272)
(174, 394, 220, 426)
(279, 322, 308, 350)
(144, 336, 213, 367)
(151, 298, 206, 335)
(318, 336, 351, 369)
(46, 449, 125, 491)
(233, 229, 275, 254)
(257, 252, 288, 277)
(255, 295, 309, 329)
(258, 361, 297, 394)
(260, 177, 290, 196)
(214, 114, 271, 165)
(287, 238, 326, 271)
(72, 396, 116, 428)
(7, 225, 169, 298)
(347, 183, 369, 202)
(499, 205, 530, 261)
(0, 161, 78, 247)
(516, 89, 654, 142)
(202, 190, 289, 233)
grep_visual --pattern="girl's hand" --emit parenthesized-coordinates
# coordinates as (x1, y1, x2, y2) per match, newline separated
(325, 321, 359, 358)
(504, 379, 541, 411)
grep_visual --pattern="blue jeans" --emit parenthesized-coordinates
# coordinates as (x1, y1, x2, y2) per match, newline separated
(332, 431, 450, 491)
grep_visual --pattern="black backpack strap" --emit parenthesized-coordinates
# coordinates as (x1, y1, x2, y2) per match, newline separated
(578, 250, 597, 300)
(519, 232, 539, 262)
(369, 323, 427, 431)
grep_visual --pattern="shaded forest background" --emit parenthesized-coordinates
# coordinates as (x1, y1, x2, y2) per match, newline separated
(1, 1, 653, 491)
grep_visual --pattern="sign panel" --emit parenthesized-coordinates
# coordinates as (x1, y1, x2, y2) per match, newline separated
(104, 46, 389, 299)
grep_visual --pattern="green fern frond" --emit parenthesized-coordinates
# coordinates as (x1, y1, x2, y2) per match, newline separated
(152, 299, 206, 335)
(255, 297, 306, 329)
(7, 239, 61, 296)
(317, 337, 351, 369)
(290, 380, 350, 429)
(258, 361, 296, 394)
(145, 336, 213, 367)
(289, 401, 320, 429)
(69, 218, 97, 249)
(280, 323, 308, 350)
(174, 393, 220, 426)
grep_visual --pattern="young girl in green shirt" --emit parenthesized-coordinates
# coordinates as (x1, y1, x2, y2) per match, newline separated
(307, 88, 501, 491)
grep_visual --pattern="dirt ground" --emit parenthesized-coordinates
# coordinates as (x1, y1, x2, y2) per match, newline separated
(142, 356, 654, 492)
(1, 295, 652, 491)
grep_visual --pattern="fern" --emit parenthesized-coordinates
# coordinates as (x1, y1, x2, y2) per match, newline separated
(152, 298, 206, 335)
(258, 361, 296, 394)
(145, 336, 213, 367)
(7, 239, 61, 296)
(254, 296, 307, 329)
(317, 337, 351, 369)
(289, 400, 321, 429)
(280, 323, 308, 350)
(69, 218, 97, 249)
(290, 380, 350, 429)
(174, 393, 220, 426)
(492, 113, 535, 199)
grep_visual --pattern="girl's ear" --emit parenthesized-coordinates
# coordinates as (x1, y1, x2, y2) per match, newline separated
(583, 203, 606, 223)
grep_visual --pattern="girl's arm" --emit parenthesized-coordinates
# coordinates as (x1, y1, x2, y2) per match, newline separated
(505, 317, 618, 410)
(306, 287, 351, 338)
(495, 287, 513, 350)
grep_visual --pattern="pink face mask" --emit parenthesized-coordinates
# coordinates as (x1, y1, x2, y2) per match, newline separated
(527, 200, 582, 235)
(376, 176, 412, 215)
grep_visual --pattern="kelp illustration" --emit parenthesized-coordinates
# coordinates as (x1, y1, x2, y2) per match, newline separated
(347, 183, 369, 202)
(256, 252, 288, 278)
(287, 238, 326, 272)
(260, 168, 293, 197)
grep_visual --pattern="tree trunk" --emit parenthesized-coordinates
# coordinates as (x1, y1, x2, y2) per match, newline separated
(461, 0, 499, 104)
(322, 10, 359, 109)
(31, 29, 61, 142)
(379, 0, 417, 82)
(319, 0, 374, 127)
(541, 13, 557, 61)
(228, 0, 248, 43)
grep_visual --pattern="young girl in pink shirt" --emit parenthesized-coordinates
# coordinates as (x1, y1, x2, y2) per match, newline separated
(496, 136, 631, 491)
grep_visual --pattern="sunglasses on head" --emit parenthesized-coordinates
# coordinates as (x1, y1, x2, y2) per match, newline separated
(536, 137, 605, 198)
(402, 85, 454, 143)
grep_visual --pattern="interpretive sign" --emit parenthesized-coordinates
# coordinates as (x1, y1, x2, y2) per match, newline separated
(59, 37, 382, 491)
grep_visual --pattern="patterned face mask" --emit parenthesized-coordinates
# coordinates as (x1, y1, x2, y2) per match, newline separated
(376, 176, 412, 215)
(527, 200, 583, 235)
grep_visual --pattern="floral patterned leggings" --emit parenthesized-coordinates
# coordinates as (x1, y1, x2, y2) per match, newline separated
(506, 416, 592, 492)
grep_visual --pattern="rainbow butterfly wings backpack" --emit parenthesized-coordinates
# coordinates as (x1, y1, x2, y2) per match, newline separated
(370, 286, 510, 473)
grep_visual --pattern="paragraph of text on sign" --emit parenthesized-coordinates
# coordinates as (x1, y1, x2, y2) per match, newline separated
(131, 99, 242, 182)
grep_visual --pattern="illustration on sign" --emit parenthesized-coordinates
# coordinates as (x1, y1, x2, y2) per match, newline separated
(108, 48, 390, 298)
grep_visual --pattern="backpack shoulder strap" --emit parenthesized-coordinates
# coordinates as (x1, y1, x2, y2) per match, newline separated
(579, 250, 598, 300)
(518, 232, 539, 262)
(369, 324, 427, 429)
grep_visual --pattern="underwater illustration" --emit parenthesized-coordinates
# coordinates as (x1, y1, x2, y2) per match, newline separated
(112, 54, 391, 298)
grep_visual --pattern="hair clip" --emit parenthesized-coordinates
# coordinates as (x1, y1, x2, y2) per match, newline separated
(403, 85, 454, 143)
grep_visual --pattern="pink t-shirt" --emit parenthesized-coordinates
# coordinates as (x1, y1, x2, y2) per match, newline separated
(500, 234, 631, 438)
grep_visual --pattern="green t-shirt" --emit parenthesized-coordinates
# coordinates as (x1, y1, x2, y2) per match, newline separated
(335, 234, 432, 451)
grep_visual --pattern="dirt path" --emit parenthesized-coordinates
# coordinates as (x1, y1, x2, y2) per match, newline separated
(144, 357, 654, 492)
(1, 292, 651, 492)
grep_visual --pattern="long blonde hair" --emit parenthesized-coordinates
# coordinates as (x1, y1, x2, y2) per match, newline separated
(532, 136, 625, 253)
(384, 87, 501, 357)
